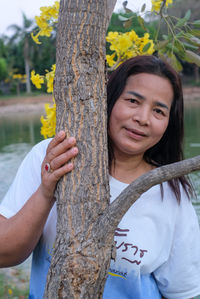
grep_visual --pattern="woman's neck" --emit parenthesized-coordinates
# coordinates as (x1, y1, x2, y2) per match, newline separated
(110, 153, 154, 184)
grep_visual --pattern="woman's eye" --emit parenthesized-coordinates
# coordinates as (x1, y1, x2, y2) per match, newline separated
(129, 98, 138, 104)
(154, 108, 164, 116)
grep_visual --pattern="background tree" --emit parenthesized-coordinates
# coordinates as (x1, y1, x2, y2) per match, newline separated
(0, 58, 8, 81)
(167, 0, 200, 83)
(7, 13, 35, 93)
(43, 0, 200, 298)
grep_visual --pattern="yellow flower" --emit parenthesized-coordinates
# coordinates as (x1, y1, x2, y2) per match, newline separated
(126, 31, 139, 42)
(106, 30, 155, 68)
(40, 26, 53, 37)
(31, 32, 41, 44)
(8, 289, 13, 295)
(165, 0, 173, 7)
(12, 73, 26, 81)
(117, 35, 133, 53)
(40, 100, 56, 139)
(151, 0, 173, 12)
(45, 64, 56, 93)
(31, 1, 59, 44)
(31, 70, 44, 89)
(125, 50, 138, 59)
(151, 0, 162, 12)
(35, 15, 47, 29)
(106, 31, 119, 43)
(106, 53, 116, 67)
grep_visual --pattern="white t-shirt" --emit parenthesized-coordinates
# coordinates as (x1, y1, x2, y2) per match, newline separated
(0, 139, 200, 299)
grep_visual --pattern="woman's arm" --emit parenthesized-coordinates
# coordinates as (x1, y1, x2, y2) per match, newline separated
(0, 187, 55, 267)
(0, 131, 78, 267)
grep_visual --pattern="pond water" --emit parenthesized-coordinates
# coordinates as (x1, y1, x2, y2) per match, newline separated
(184, 101, 200, 223)
(0, 112, 43, 201)
(0, 103, 200, 223)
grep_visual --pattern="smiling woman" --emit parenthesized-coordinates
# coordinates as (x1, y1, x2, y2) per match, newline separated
(107, 55, 190, 198)
(108, 73, 173, 177)
(0, 55, 200, 299)
(104, 55, 200, 298)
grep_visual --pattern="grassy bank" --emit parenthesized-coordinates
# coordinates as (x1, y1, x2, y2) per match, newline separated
(0, 269, 29, 298)
(0, 91, 47, 101)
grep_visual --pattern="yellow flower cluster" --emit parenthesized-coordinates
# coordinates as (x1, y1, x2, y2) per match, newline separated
(31, 1, 59, 44)
(31, 64, 56, 93)
(12, 73, 27, 83)
(31, 65, 56, 138)
(45, 64, 56, 93)
(106, 30, 155, 68)
(31, 70, 44, 89)
(13, 74, 26, 79)
(151, 0, 173, 12)
(40, 100, 56, 138)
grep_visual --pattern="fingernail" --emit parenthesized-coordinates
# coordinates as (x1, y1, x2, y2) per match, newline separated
(68, 137, 75, 144)
(68, 163, 73, 168)
(72, 147, 78, 154)
(58, 130, 65, 137)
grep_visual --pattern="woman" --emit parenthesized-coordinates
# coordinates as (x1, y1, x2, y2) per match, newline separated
(0, 55, 200, 298)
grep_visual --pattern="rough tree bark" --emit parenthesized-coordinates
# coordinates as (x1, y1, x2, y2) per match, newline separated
(44, 0, 200, 298)
(45, 0, 116, 297)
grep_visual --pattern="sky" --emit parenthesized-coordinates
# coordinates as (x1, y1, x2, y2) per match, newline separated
(0, 0, 152, 36)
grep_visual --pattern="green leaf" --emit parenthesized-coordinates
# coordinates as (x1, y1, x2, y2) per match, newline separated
(166, 42, 179, 54)
(183, 42, 199, 51)
(182, 42, 199, 51)
(118, 15, 129, 21)
(141, 3, 146, 12)
(142, 42, 151, 53)
(184, 9, 191, 22)
(176, 9, 191, 28)
(185, 50, 200, 67)
(192, 20, 200, 27)
(174, 39, 185, 52)
(182, 32, 194, 40)
(182, 33, 200, 46)
(137, 16, 147, 31)
(162, 35, 169, 40)
(155, 40, 169, 50)
(187, 29, 200, 37)
(167, 52, 183, 72)
(123, 19, 133, 29)
(190, 36, 200, 46)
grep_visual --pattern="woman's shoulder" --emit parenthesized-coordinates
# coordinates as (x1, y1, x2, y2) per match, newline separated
(32, 138, 52, 154)
(26, 138, 52, 162)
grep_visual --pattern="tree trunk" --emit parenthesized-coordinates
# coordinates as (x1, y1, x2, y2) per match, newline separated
(45, 0, 117, 298)
(44, 0, 200, 298)
(24, 37, 31, 93)
(25, 58, 31, 93)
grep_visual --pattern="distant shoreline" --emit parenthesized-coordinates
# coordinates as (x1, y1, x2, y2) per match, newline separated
(0, 94, 53, 115)
(0, 88, 200, 116)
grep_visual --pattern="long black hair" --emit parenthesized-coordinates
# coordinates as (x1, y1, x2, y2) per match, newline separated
(107, 55, 193, 202)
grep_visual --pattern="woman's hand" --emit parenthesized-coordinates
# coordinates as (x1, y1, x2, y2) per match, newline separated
(40, 130, 78, 201)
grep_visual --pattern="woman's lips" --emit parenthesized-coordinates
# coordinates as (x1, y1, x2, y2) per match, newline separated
(125, 127, 147, 140)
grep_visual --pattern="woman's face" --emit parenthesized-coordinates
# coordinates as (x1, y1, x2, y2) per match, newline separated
(108, 73, 174, 159)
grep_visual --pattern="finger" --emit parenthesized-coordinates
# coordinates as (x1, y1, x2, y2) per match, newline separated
(46, 130, 66, 153)
(50, 162, 74, 182)
(46, 136, 76, 162)
(50, 147, 78, 171)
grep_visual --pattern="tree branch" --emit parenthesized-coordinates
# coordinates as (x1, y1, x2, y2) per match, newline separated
(97, 155, 200, 238)
(106, 0, 117, 27)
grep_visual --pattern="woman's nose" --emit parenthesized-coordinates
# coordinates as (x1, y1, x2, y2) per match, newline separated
(132, 107, 150, 126)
